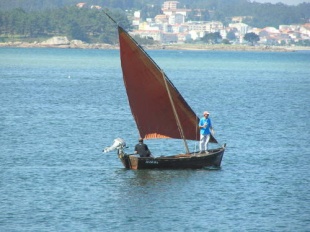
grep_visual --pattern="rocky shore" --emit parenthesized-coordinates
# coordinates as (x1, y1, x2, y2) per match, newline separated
(1, 36, 308, 52)
(0, 36, 117, 49)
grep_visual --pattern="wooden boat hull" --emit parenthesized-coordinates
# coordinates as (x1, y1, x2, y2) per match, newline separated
(118, 147, 225, 170)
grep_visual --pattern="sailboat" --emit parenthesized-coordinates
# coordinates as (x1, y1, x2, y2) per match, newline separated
(103, 22, 225, 169)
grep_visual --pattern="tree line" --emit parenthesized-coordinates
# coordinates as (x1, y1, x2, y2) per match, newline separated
(0, 7, 130, 43)
(183, 0, 310, 28)
(0, 0, 309, 28)
(1, 0, 310, 44)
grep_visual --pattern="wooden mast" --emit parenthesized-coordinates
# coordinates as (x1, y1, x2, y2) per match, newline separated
(162, 71, 190, 154)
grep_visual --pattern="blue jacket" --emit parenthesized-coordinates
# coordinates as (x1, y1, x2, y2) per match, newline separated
(199, 117, 212, 135)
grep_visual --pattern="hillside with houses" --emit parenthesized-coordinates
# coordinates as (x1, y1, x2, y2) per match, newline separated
(1, 0, 309, 48)
(125, 1, 310, 46)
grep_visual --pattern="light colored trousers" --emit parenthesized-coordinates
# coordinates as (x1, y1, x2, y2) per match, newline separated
(199, 134, 210, 151)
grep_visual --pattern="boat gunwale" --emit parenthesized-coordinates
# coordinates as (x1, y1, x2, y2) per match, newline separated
(124, 147, 225, 160)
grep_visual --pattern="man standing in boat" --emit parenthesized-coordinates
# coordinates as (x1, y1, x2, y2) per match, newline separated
(198, 111, 213, 154)
(134, 138, 151, 157)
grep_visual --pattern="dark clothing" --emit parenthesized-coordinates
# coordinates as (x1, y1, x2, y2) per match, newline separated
(134, 142, 150, 157)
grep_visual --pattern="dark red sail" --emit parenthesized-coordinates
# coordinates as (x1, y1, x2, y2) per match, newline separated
(118, 26, 216, 143)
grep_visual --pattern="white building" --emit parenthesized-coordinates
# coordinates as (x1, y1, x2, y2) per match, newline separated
(132, 11, 141, 27)
(155, 15, 169, 24)
(162, 1, 179, 10)
(169, 13, 185, 25)
(229, 23, 249, 35)
(187, 21, 223, 33)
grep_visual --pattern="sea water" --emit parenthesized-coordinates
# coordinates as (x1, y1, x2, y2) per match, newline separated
(0, 47, 309, 231)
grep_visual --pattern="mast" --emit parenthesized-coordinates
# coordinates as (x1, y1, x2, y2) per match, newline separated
(162, 71, 190, 154)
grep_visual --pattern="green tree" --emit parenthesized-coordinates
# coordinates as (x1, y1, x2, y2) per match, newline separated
(222, 39, 230, 44)
(140, 4, 162, 20)
(133, 34, 155, 45)
(67, 21, 89, 42)
(202, 32, 222, 44)
(226, 30, 237, 41)
(187, 9, 210, 21)
(244, 32, 259, 45)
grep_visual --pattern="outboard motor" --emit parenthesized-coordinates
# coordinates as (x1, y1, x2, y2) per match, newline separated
(103, 138, 126, 154)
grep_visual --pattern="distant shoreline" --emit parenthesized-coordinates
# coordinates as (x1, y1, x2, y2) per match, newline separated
(149, 44, 310, 52)
(1, 41, 309, 52)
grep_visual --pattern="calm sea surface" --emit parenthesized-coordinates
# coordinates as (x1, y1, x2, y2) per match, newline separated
(0, 47, 309, 231)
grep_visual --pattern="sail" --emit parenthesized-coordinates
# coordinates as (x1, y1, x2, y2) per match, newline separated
(118, 26, 217, 143)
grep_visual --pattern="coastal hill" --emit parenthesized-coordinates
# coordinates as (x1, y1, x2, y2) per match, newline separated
(0, 0, 309, 48)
